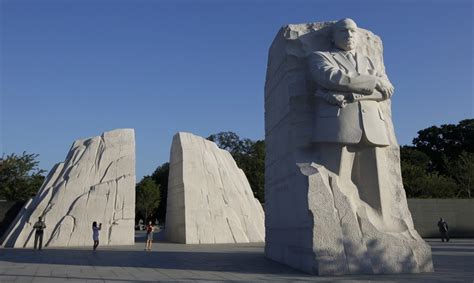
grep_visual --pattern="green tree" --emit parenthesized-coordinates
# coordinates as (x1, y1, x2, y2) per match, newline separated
(150, 163, 169, 223)
(419, 173, 458, 198)
(236, 140, 265, 202)
(400, 146, 431, 197)
(400, 146, 431, 169)
(207, 132, 265, 203)
(136, 176, 161, 222)
(447, 151, 474, 198)
(402, 163, 458, 198)
(412, 119, 473, 174)
(401, 119, 473, 198)
(207, 131, 254, 156)
(0, 152, 46, 201)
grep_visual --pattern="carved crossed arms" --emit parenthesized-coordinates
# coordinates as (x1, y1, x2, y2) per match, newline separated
(309, 52, 394, 107)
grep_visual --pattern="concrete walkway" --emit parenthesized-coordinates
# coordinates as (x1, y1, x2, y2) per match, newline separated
(0, 232, 473, 282)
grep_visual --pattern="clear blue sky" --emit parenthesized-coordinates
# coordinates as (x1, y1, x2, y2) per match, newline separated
(1, 0, 473, 179)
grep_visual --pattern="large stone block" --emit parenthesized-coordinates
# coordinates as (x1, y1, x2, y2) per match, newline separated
(264, 20, 433, 275)
(165, 132, 265, 244)
(2, 129, 136, 247)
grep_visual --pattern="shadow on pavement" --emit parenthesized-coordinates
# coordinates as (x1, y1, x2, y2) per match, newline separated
(1, 239, 473, 282)
(0, 248, 310, 276)
(1, 247, 473, 282)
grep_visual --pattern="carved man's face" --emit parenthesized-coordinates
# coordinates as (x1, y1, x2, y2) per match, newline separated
(332, 19, 358, 51)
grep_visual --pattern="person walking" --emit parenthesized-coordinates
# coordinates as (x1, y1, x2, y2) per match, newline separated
(33, 216, 46, 250)
(92, 221, 102, 250)
(145, 221, 154, 251)
(437, 217, 449, 242)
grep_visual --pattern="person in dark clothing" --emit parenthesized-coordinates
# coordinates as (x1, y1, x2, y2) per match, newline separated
(33, 216, 46, 250)
(92, 221, 102, 251)
(437, 217, 449, 242)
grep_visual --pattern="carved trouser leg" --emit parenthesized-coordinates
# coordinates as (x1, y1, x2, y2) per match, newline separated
(314, 142, 383, 213)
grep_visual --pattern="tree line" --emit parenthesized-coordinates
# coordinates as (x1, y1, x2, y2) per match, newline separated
(401, 119, 473, 198)
(2, 119, 472, 223)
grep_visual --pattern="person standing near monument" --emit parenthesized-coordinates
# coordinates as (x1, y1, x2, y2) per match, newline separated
(145, 221, 154, 251)
(438, 217, 449, 242)
(33, 216, 46, 250)
(308, 18, 394, 213)
(92, 221, 102, 251)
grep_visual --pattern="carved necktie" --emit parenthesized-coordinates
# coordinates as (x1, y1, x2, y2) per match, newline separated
(346, 52, 357, 70)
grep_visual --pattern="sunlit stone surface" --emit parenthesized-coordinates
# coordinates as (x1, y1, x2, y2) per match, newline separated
(264, 19, 433, 275)
(165, 132, 265, 244)
(3, 129, 135, 247)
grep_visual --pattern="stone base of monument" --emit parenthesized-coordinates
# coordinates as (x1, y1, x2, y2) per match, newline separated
(265, 163, 433, 275)
(276, 162, 433, 275)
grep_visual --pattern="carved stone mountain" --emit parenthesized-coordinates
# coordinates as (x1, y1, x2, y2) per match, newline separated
(3, 129, 135, 247)
(165, 132, 265, 244)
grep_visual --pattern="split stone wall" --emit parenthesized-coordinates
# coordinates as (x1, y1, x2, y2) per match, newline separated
(2, 129, 135, 248)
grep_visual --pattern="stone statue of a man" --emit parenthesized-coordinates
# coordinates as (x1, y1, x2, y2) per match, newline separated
(310, 18, 393, 145)
(264, 18, 433, 275)
(308, 18, 395, 211)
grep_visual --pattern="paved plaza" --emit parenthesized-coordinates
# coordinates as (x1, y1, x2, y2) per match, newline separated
(0, 231, 473, 282)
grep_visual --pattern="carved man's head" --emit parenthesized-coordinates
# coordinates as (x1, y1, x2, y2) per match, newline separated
(332, 18, 358, 51)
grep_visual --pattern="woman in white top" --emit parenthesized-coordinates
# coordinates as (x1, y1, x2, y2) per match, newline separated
(92, 221, 102, 251)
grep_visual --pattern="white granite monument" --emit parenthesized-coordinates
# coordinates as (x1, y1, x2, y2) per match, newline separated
(3, 129, 136, 248)
(165, 132, 265, 244)
(264, 19, 433, 275)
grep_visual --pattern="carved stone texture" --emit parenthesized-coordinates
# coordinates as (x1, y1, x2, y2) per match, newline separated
(2, 129, 135, 248)
(165, 132, 265, 244)
(264, 21, 433, 275)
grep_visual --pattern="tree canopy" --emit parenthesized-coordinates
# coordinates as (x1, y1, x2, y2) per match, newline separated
(150, 162, 169, 223)
(135, 176, 161, 222)
(0, 152, 45, 201)
(401, 119, 473, 198)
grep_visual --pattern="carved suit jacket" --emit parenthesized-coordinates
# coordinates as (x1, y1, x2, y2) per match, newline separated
(308, 49, 390, 146)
